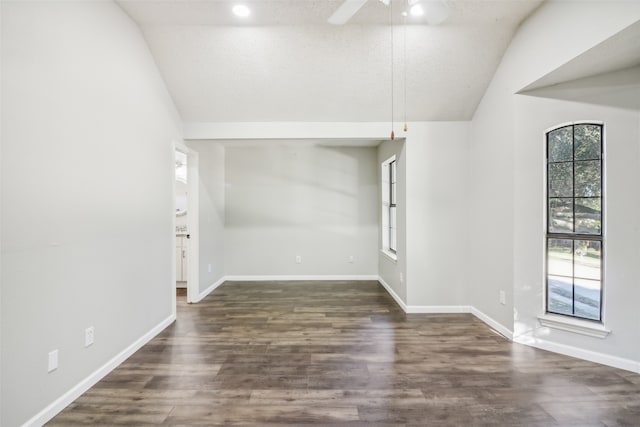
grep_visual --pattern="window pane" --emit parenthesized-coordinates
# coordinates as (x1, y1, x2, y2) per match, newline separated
(574, 125, 601, 161)
(574, 240, 601, 281)
(390, 226, 397, 252)
(548, 275, 573, 316)
(548, 239, 573, 277)
(548, 126, 573, 162)
(548, 163, 573, 197)
(548, 198, 573, 233)
(574, 278, 601, 320)
(390, 206, 396, 229)
(391, 182, 396, 205)
(575, 198, 601, 234)
(575, 160, 601, 197)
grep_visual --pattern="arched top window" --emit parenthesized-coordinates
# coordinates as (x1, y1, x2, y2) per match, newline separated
(546, 123, 603, 321)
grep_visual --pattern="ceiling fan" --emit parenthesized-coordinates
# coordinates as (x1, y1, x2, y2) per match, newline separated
(328, 0, 450, 25)
(328, 0, 390, 25)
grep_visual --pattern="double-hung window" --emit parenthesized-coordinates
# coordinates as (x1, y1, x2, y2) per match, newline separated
(382, 156, 397, 259)
(389, 160, 397, 253)
(546, 123, 603, 321)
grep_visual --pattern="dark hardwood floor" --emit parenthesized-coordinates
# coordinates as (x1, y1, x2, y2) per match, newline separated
(49, 281, 640, 426)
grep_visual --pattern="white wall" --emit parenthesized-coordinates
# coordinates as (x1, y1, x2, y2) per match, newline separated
(512, 94, 640, 365)
(1, 1, 182, 425)
(378, 139, 407, 301)
(405, 122, 470, 307)
(187, 141, 226, 293)
(469, 0, 640, 366)
(469, 0, 640, 333)
(224, 143, 378, 278)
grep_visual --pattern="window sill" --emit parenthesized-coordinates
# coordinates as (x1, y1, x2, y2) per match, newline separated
(380, 249, 397, 263)
(538, 314, 611, 339)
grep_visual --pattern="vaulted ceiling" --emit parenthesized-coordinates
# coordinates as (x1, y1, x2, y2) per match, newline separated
(520, 19, 640, 111)
(117, 0, 543, 122)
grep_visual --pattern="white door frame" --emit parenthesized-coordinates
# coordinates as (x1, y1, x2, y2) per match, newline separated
(174, 141, 200, 304)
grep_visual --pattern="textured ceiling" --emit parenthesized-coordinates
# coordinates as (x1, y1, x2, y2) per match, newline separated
(117, 0, 543, 122)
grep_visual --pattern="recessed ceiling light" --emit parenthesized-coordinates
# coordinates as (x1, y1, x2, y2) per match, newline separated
(410, 4, 424, 17)
(232, 4, 250, 17)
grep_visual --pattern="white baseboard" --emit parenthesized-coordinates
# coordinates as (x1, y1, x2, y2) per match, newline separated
(470, 307, 514, 340)
(407, 305, 472, 314)
(376, 276, 513, 339)
(374, 277, 639, 373)
(23, 276, 639, 427)
(514, 334, 640, 374)
(194, 276, 226, 302)
(24, 314, 176, 427)
(376, 276, 408, 312)
(224, 275, 379, 282)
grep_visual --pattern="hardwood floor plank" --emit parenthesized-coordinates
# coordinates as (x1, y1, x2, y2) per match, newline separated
(250, 389, 428, 407)
(47, 281, 640, 426)
(357, 405, 472, 424)
(539, 400, 637, 423)
(47, 402, 174, 425)
(165, 404, 360, 424)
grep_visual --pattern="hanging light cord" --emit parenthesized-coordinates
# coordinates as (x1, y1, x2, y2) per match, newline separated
(390, 0, 395, 140)
(403, 0, 408, 132)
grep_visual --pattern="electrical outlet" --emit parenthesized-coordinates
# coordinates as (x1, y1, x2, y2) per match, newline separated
(348, 255, 354, 263)
(499, 290, 506, 305)
(85, 326, 95, 347)
(295, 255, 302, 264)
(48, 350, 58, 373)
(399, 273, 404, 284)
(208, 263, 212, 273)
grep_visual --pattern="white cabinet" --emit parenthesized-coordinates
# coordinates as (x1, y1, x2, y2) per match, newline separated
(176, 235, 188, 283)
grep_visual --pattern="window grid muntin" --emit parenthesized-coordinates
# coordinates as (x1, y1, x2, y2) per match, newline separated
(546, 123, 603, 322)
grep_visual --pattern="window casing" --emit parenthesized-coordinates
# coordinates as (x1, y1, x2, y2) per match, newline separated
(389, 160, 397, 253)
(381, 156, 397, 259)
(546, 123, 603, 322)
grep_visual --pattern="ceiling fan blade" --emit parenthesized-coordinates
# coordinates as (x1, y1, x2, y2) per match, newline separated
(328, 0, 369, 25)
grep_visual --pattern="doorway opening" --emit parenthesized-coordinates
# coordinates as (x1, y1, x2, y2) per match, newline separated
(175, 150, 188, 302)
(174, 143, 199, 307)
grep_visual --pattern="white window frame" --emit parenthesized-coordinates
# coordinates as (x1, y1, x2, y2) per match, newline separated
(381, 155, 397, 261)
